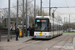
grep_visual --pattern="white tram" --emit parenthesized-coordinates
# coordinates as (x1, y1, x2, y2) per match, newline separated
(34, 16, 63, 39)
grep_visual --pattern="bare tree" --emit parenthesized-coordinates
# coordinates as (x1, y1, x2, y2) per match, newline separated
(1, 0, 49, 27)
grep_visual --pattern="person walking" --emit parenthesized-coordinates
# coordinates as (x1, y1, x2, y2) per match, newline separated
(15, 27, 19, 41)
(27, 27, 30, 37)
(27, 26, 31, 37)
(31, 24, 35, 36)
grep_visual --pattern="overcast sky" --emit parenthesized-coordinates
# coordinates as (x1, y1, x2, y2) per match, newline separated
(0, 0, 75, 23)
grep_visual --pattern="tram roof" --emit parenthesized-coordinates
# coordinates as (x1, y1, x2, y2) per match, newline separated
(36, 16, 50, 19)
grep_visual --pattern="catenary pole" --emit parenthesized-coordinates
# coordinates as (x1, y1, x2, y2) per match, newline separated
(34, 0, 36, 25)
(40, 0, 42, 16)
(69, 15, 70, 32)
(16, 0, 19, 28)
(26, 0, 28, 36)
(7, 0, 10, 42)
(64, 17, 65, 31)
(22, 0, 24, 37)
(53, 10, 54, 37)
(49, 0, 51, 16)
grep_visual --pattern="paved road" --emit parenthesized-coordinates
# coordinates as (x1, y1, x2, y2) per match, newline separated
(1, 33, 75, 50)
(19, 34, 74, 50)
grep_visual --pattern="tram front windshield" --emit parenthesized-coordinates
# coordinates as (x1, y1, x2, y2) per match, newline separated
(35, 19, 49, 31)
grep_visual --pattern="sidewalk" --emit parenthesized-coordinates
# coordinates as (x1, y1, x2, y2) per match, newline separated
(0, 36, 33, 50)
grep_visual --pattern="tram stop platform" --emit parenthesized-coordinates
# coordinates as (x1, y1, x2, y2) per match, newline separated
(0, 36, 32, 49)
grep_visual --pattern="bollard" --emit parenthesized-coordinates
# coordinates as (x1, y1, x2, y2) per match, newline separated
(0, 33, 1, 42)
(19, 30, 22, 37)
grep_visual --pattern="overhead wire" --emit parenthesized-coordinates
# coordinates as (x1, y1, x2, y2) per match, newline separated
(65, 0, 71, 14)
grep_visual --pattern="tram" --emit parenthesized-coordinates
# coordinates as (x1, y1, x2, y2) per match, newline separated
(34, 16, 63, 39)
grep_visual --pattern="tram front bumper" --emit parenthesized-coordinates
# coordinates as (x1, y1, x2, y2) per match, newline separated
(33, 35, 51, 39)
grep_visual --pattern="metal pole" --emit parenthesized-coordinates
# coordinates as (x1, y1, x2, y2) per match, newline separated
(52, 10, 54, 36)
(0, 33, 1, 42)
(7, 0, 10, 42)
(69, 15, 70, 32)
(26, 0, 28, 36)
(22, 0, 24, 37)
(66, 17, 67, 31)
(49, 0, 51, 16)
(6, 18, 8, 27)
(65, 17, 67, 32)
(34, 0, 36, 25)
(64, 17, 65, 31)
(16, 0, 19, 28)
(53, 15, 54, 37)
(40, 0, 42, 16)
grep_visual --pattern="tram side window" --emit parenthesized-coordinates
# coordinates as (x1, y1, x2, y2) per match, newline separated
(58, 25, 60, 31)
(60, 26, 61, 30)
(61, 26, 62, 30)
(51, 24, 58, 31)
(61, 26, 63, 30)
(54, 24, 58, 31)
(57, 25, 58, 31)
(49, 23, 51, 31)
(51, 24, 53, 31)
(59, 25, 62, 31)
(62, 26, 63, 30)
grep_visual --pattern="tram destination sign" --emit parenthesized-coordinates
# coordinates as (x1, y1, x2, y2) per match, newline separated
(37, 20, 47, 22)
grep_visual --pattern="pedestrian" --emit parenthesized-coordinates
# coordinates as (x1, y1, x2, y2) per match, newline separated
(27, 27, 30, 37)
(15, 27, 19, 41)
(10, 26, 12, 31)
(29, 26, 31, 36)
(31, 24, 35, 36)
(27, 26, 31, 37)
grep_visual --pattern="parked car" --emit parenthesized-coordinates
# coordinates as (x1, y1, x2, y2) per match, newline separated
(67, 29, 70, 32)
(70, 29, 75, 32)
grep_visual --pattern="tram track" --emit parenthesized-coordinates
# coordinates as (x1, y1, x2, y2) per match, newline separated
(60, 35, 74, 50)
(18, 35, 68, 50)
(18, 39, 44, 50)
(23, 35, 66, 45)
(46, 35, 74, 50)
